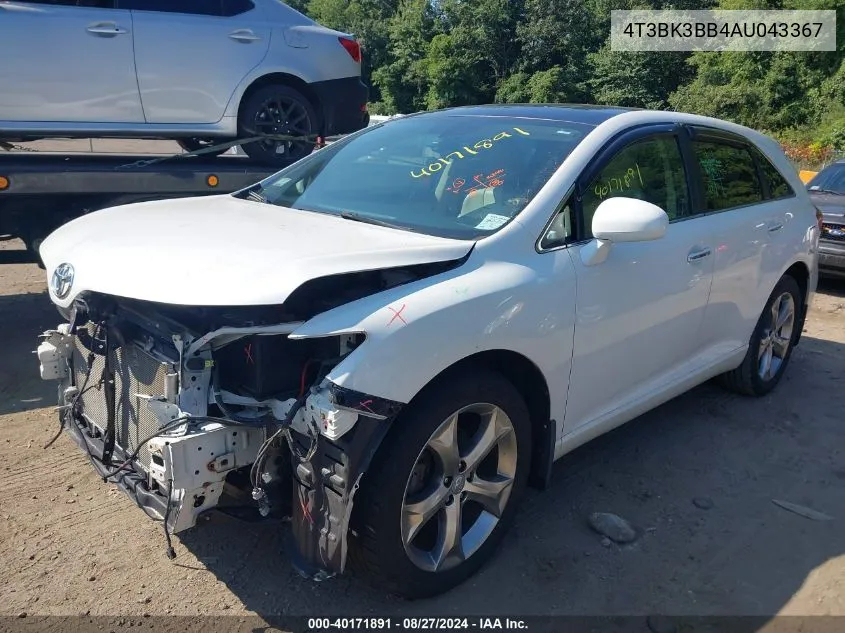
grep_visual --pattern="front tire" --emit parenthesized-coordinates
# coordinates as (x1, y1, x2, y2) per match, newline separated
(717, 275, 803, 396)
(349, 367, 531, 598)
(237, 84, 318, 167)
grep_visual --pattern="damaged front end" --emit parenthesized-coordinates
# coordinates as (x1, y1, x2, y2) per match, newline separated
(37, 283, 408, 579)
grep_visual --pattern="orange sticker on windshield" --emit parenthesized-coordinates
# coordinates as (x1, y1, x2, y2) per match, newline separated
(410, 128, 530, 179)
(448, 169, 506, 195)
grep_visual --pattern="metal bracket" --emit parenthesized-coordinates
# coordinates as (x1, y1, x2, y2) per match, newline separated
(138, 395, 185, 426)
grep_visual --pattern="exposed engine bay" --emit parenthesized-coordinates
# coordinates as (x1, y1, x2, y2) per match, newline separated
(34, 263, 464, 578)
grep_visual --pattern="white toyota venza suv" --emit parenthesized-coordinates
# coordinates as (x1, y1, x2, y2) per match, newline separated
(37, 105, 819, 598)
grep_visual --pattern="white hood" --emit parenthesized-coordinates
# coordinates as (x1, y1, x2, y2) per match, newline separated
(40, 195, 474, 308)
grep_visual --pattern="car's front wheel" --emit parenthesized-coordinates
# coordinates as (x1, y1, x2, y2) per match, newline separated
(350, 367, 531, 598)
(717, 274, 803, 396)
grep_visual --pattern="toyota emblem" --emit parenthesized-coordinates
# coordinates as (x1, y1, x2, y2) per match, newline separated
(50, 263, 75, 299)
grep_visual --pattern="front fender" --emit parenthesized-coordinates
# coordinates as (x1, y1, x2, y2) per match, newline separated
(288, 247, 576, 580)
(291, 252, 576, 411)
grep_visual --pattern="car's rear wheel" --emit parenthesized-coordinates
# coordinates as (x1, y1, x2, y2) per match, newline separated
(717, 275, 803, 396)
(237, 84, 318, 167)
(349, 367, 531, 598)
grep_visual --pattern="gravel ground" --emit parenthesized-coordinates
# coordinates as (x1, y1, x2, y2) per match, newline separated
(0, 237, 842, 626)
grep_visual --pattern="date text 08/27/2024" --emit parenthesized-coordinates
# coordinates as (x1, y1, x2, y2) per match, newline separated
(307, 618, 529, 631)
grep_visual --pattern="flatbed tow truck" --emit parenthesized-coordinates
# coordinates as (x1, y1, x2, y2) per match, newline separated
(0, 115, 395, 260)
(0, 142, 282, 259)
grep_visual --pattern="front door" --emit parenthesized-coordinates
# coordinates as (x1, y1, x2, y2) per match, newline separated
(563, 131, 715, 432)
(125, 0, 271, 124)
(0, 0, 143, 123)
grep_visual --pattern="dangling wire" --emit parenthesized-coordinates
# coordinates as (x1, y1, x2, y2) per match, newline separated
(163, 478, 176, 560)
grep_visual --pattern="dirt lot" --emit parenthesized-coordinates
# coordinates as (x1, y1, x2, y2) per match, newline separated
(0, 238, 843, 625)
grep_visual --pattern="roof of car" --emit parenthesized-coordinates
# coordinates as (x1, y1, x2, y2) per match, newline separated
(419, 104, 638, 126)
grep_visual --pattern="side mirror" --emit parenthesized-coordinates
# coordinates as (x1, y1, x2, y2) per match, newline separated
(581, 197, 669, 267)
(592, 197, 669, 242)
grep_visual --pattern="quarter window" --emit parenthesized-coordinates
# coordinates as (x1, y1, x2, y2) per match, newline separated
(580, 136, 689, 236)
(692, 141, 763, 211)
(749, 147, 794, 200)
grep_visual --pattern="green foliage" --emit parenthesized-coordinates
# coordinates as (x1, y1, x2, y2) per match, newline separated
(282, 0, 310, 13)
(371, 0, 440, 114)
(590, 48, 693, 109)
(294, 0, 844, 147)
(496, 67, 580, 104)
(306, 0, 400, 102)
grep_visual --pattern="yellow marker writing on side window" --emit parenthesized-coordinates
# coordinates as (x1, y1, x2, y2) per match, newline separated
(594, 164, 643, 200)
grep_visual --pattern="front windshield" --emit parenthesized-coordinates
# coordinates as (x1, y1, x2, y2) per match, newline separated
(239, 113, 593, 239)
(808, 163, 845, 195)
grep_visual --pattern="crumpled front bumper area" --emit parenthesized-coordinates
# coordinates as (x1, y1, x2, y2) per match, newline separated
(63, 410, 168, 521)
(44, 322, 265, 537)
(38, 318, 404, 579)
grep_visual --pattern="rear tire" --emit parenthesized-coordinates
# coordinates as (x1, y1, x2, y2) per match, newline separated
(237, 84, 318, 167)
(349, 367, 531, 599)
(717, 275, 803, 396)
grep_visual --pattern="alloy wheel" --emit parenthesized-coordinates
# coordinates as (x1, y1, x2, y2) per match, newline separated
(252, 96, 313, 161)
(400, 403, 518, 572)
(758, 291, 795, 381)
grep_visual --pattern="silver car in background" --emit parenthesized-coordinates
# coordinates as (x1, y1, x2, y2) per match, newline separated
(0, 0, 369, 165)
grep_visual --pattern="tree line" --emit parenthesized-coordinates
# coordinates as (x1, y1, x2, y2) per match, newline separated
(288, 0, 845, 153)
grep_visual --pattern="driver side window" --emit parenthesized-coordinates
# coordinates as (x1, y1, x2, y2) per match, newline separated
(580, 136, 689, 237)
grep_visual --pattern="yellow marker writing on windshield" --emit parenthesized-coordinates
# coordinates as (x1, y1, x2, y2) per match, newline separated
(411, 128, 531, 179)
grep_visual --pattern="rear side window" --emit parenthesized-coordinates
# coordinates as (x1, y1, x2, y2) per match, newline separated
(24, 0, 115, 6)
(222, 0, 254, 16)
(692, 141, 763, 211)
(119, 0, 252, 15)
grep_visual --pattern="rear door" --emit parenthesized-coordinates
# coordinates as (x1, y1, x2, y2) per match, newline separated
(687, 129, 787, 353)
(0, 0, 143, 123)
(121, 0, 271, 124)
(561, 126, 716, 433)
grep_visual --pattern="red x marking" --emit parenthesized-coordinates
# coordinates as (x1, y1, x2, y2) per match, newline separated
(300, 495, 314, 525)
(387, 304, 407, 326)
(358, 399, 375, 414)
(244, 343, 254, 365)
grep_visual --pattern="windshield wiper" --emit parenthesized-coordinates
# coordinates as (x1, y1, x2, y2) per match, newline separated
(811, 188, 844, 196)
(241, 183, 268, 204)
(339, 211, 412, 232)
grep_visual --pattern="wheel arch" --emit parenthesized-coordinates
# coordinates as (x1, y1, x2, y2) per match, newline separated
(783, 260, 810, 298)
(235, 72, 323, 132)
(391, 348, 555, 492)
(782, 259, 811, 346)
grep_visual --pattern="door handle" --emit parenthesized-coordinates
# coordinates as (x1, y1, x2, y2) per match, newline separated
(687, 247, 712, 263)
(87, 22, 128, 35)
(768, 222, 784, 233)
(229, 29, 261, 42)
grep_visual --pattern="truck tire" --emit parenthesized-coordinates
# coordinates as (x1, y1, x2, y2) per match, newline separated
(237, 84, 318, 167)
(716, 274, 803, 396)
(349, 366, 531, 598)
